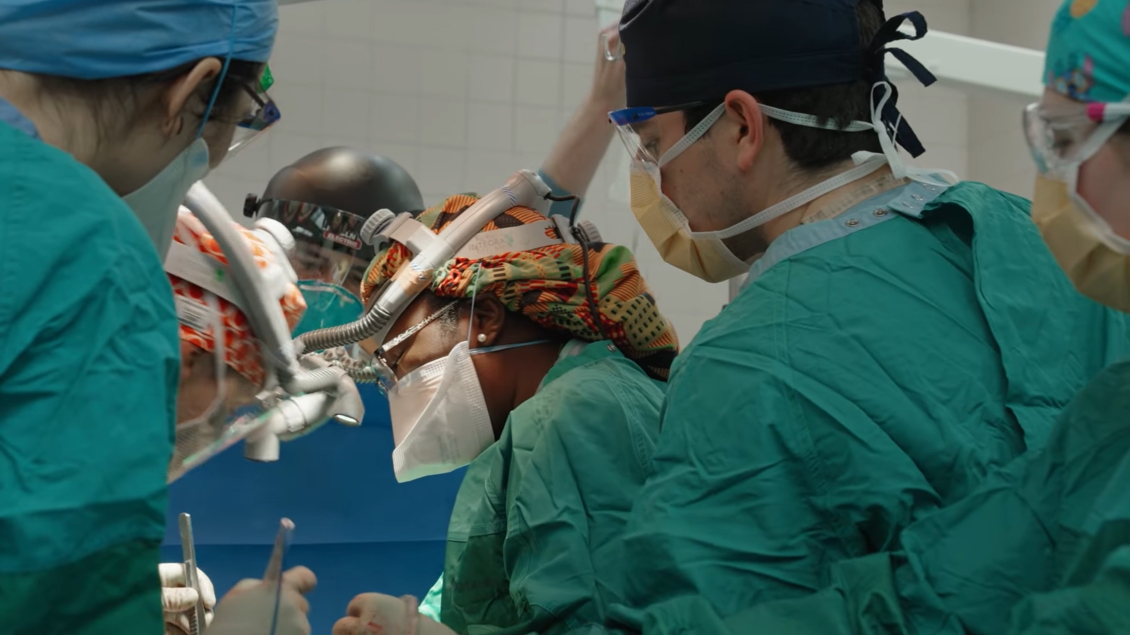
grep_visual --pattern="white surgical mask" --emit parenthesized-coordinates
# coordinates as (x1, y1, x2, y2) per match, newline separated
(124, 138, 211, 259)
(388, 338, 549, 483)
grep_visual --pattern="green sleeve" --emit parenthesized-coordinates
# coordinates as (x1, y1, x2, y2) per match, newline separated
(620, 337, 942, 618)
(896, 360, 1130, 635)
(605, 553, 911, 635)
(0, 538, 163, 635)
(502, 362, 660, 634)
(0, 126, 177, 635)
(420, 574, 444, 622)
(1009, 546, 1130, 635)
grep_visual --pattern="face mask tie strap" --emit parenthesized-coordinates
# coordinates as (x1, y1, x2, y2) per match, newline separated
(864, 11, 937, 161)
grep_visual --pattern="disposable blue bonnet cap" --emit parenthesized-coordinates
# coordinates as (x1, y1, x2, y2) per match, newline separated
(0, 0, 278, 80)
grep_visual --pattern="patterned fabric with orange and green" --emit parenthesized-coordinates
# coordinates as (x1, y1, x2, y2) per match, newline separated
(362, 194, 679, 379)
(169, 208, 307, 387)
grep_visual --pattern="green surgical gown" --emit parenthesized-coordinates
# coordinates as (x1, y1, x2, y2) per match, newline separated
(622, 360, 1130, 635)
(614, 180, 1130, 629)
(896, 358, 1130, 635)
(438, 340, 665, 634)
(0, 120, 179, 633)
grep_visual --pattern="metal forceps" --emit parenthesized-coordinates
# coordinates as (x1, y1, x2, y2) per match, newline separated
(264, 518, 296, 635)
(178, 513, 208, 635)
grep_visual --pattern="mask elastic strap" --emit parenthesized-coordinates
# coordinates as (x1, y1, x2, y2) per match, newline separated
(698, 155, 889, 240)
(470, 339, 554, 356)
(761, 105, 875, 132)
(195, 6, 237, 139)
(1066, 118, 1129, 251)
(659, 103, 727, 168)
(870, 82, 908, 179)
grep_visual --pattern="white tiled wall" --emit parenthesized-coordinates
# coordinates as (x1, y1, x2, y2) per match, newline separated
(205, 0, 980, 342)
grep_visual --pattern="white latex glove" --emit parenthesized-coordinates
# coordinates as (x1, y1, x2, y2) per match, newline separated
(332, 593, 457, 635)
(205, 566, 317, 635)
(160, 562, 217, 635)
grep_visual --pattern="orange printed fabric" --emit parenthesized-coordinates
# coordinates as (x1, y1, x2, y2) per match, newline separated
(169, 209, 306, 386)
(362, 194, 679, 379)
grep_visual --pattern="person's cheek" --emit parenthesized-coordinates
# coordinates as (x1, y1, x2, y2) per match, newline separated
(1078, 146, 1130, 237)
(202, 122, 237, 167)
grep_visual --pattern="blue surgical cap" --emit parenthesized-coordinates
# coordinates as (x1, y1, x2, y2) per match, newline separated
(0, 0, 278, 80)
(1044, 0, 1130, 103)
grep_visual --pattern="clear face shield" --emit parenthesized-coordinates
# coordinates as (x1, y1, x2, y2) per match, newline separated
(246, 197, 371, 344)
(173, 187, 369, 479)
(1024, 100, 1130, 246)
(169, 293, 273, 482)
(1023, 101, 1130, 179)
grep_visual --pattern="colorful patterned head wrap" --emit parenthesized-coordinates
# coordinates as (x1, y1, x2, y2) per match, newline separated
(361, 195, 679, 379)
(1045, 0, 1130, 102)
(168, 209, 306, 387)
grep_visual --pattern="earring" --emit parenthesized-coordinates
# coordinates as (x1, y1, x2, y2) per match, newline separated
(477, 333, 487, 343)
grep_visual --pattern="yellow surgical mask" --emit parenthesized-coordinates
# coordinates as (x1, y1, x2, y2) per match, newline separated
(628, 162, 750, 283)
(623, 90, 913, 284)
(1032, 174, 1130, 313)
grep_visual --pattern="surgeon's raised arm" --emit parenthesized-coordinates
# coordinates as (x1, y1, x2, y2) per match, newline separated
(539, 25, 626, 217)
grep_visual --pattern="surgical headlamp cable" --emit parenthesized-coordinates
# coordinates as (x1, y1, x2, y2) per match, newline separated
(546, 192, 613, 346)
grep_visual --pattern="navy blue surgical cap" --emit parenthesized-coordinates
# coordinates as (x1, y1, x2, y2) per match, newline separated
(619, 0, 937, 158)
(0, 0, 278, 80)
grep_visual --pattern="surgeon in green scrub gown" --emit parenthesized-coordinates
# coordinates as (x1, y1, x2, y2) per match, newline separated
(0, 1, 277, 632)
(599, 0, 1130, 630)
(331, 194, 678, 635)
(580, 1, 1130, 634)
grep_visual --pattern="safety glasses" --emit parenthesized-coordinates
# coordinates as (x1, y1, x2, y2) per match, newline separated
(1024, 101, 1130, 178)
(228, 65, 281, 155)
(609, 101, 708, 166)
(370, 301, 459, 394)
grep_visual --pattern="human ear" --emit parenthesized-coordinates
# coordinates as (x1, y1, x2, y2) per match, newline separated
(725, 90, 766, 173)
(161, 57, 224, 136)
(469, 297, 507, 348)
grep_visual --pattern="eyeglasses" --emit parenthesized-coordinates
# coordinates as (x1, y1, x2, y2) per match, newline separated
(371, 301, 459, 394)
(228, 65, 281, 155)
(608, 101, 708, 166)
(1023, 101, 1130, 177)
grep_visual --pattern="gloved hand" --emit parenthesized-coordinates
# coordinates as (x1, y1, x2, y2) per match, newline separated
(332, 593, 457, 635)
(205, 566, 317, 635)
(160, 562, 217, 635)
